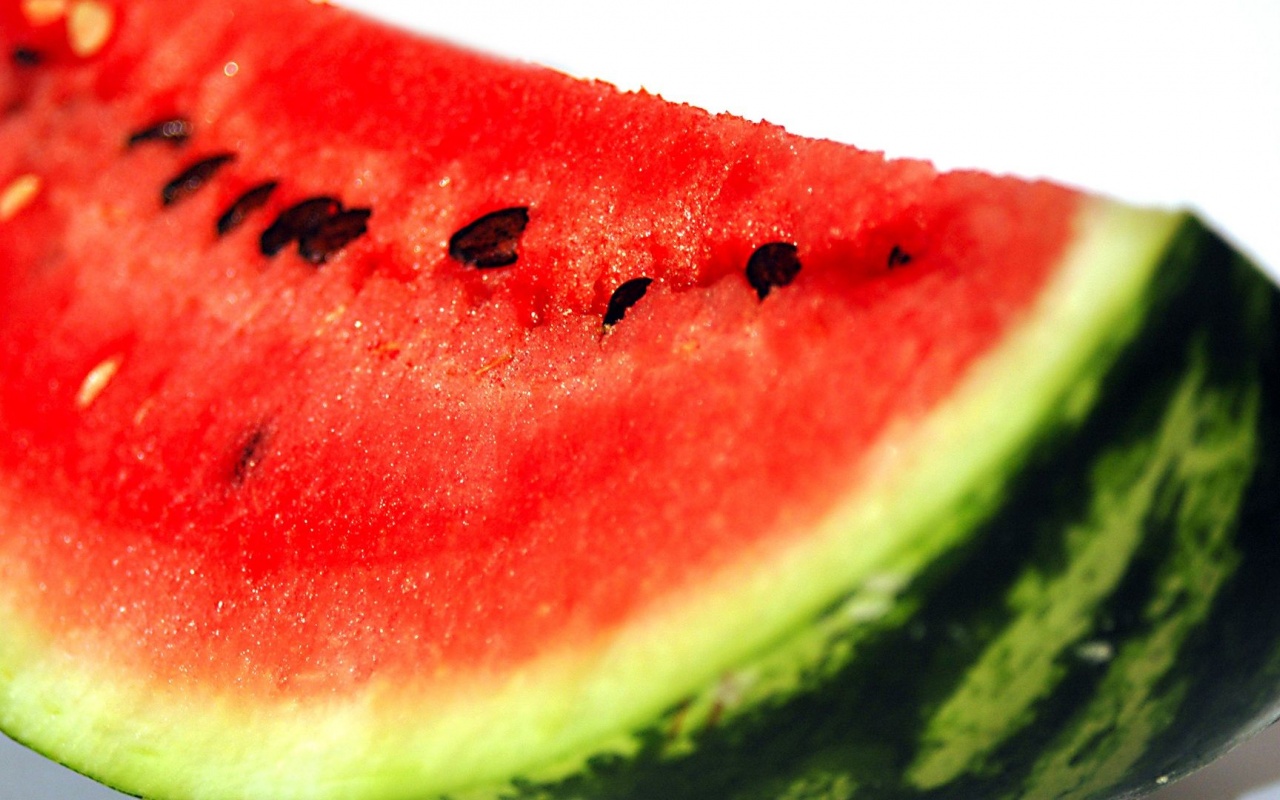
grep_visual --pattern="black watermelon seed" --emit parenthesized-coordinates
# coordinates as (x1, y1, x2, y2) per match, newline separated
(161, 153, 235, 207)
(127, 117, 193, 149)
(231, 425, 269, 487)
(888, 245, 913, 268)
(448, 207, 530, 268)
(603, 277, 654, 327)
(745, 242, 801, 300)
(216, 181, 278, 238)
(298, 208, 372, 265)
(11, 47, 42, 67)
(260, 196, 342, 257)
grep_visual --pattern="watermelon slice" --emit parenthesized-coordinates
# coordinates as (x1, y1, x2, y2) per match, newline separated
(2, 1, 1279, 798)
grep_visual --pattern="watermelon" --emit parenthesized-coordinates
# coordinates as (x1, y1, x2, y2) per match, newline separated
(1, 1, 1278, 799)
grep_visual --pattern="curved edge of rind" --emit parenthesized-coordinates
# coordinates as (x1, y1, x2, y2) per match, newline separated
(1073, 229, 1280, 800)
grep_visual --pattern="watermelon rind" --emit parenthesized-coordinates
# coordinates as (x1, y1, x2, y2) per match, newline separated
(4, 188, 1278, 800)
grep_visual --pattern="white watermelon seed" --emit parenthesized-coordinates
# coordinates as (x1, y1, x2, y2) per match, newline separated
(67, 0, 114, 58)
(21, 0, 67, 26)
(0, 174, 42, 222)
(132, 398, 154, 426)
(77, 355, 123, 409)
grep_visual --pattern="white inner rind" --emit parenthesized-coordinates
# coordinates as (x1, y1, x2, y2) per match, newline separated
(0, 200, 1183, 799)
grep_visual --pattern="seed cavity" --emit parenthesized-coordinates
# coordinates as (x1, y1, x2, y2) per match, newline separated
(1, 173, 42, 221)
(745, 242, 801, 300)
(217, 180, 278, 237)
(603, 277, 653, 327)
(299, 208, 372, 265)
(161, 153, 235, 207)
(21, 0, 66, 26)
(448, 207, 529, 268)
(67, 0, 114, 58)
(231, 424, 270, 487)
(260, 196, 342, 257)
(76, 354, 122, 409)
(127, 118, 193, 149)
(11, 47, 43, 67)
(888, 245, 912, 268)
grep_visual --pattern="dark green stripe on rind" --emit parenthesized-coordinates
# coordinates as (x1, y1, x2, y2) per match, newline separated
(1031, 228, 1280, 800)
(911, 342, 1254, 795)
(490, 217, 1280, 800)
(912, 221, 1272, 799)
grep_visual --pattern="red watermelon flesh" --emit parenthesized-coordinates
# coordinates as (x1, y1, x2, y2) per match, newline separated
(0, 0, 1085, 695)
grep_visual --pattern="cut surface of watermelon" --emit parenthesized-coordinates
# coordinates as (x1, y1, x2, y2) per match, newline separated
(1, 2, 1278, 799)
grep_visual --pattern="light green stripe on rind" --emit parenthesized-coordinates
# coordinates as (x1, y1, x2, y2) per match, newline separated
(906, 341, 1259, 791)
(1016, 366, 1258, 798)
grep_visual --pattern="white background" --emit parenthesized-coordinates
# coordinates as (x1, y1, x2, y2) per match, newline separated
(3, 1, 1278, 798)
(341, 0, 1280, 276)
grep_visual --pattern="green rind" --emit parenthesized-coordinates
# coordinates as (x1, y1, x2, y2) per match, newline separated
(908, 340, 1254, 792)
(473, 218, 1280, 800)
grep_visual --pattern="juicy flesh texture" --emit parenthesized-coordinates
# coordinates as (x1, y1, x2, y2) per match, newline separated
(0, 0, 1079, 693)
